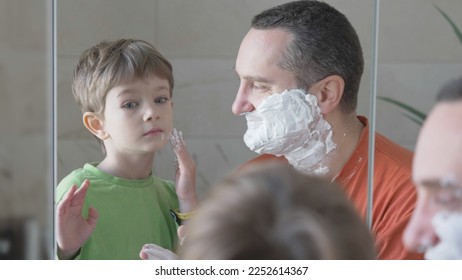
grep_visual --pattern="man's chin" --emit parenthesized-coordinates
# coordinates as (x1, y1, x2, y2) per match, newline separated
(424, 243, 462, 260)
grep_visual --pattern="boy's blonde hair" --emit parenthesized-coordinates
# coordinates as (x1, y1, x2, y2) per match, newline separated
(72, 38, 174, 115)
(72, 39, 173, 153)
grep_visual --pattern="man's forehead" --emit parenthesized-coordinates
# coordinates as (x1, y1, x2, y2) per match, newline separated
(413, 102, 462, 184)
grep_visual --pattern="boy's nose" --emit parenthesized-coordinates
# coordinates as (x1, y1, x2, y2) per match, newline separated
(143, 105, 159, 121)
(232, 91, 254, 116)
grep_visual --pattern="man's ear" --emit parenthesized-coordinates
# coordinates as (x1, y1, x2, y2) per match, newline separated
(308, 75, 344, 114)
(83, 112, 109, 140)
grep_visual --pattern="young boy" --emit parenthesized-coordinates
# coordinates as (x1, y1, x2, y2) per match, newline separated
(56, 39, 198, 260)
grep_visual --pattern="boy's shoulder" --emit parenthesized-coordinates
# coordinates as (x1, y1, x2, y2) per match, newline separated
(151, 175, 176, 196)
(56, 163, 100, 201)
(55, 164, 179, 203)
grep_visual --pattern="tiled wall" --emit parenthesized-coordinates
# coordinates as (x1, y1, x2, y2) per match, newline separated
(1, 0, 461, 258)
(376, 0, 462, 149)
(0, 0, 51, 259)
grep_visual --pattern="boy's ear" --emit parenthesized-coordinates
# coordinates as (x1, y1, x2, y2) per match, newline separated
(83, 112, 109, 140)
(308, 75, 344, 114)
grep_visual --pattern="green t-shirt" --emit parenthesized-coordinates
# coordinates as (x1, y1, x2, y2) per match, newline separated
(56, 163, 179, 260)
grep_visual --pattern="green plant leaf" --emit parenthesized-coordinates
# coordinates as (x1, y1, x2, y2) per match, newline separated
(402, 112, 425, 126)
(434, 3, 462, 44)
(377, 96, 427, 124)
(376, 5, 458, 127)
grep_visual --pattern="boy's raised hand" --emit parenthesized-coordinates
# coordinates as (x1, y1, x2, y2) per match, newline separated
(170, 128, 198, 213)
(56, 179, 98, 259)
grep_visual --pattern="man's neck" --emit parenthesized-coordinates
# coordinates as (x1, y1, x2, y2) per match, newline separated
(323, 112, 365, 181)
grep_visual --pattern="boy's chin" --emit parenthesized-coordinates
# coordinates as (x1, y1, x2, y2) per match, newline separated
(136, 142, 169, 154)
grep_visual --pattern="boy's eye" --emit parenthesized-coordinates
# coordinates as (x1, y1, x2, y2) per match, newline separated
(122, 102, 137, 109)
(155, 97, 169, 104)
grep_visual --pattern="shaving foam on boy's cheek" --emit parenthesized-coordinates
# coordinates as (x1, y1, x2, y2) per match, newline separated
(424, 211, 462, 259)
(243, 89, 335, 175)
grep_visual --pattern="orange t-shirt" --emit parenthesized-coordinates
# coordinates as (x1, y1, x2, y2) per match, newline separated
(241, 116, 423, 260)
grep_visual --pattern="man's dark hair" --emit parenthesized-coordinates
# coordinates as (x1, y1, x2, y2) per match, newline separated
(252, 0, 363, 113)
(437, 76, 462, 102)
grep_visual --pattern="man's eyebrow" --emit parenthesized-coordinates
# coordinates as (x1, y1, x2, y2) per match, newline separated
(232, 67, 272, 84)
(420, 179, 460, 189)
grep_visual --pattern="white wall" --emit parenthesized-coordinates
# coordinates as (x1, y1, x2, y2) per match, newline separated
(0, 0, 51, 259)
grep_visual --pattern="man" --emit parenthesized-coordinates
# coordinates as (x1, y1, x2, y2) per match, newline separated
(233, 0, 421, 259)
(403, 76, 462, 259)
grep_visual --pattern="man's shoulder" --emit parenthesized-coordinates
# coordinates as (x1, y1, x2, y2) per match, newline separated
(374, 132, 413, 170)
(372, 133, 416, 202)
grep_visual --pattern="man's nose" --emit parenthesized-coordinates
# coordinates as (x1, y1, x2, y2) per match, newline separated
(402, 203, 439, 253)
(232, 89, 254, 116)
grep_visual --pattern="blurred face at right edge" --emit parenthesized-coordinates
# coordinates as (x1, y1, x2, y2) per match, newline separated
(403, 100, 462, 259)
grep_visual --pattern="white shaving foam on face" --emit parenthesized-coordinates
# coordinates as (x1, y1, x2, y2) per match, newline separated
(424, 211, 462, 259)
(243, 89, 336, 175)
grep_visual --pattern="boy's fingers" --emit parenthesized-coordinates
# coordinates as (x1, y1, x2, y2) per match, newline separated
(56, 184, 78, 218)
(174, 146, 191, 164)
(141, 244, 178, 260)
(139, 250, 149, 260)
(170, 128, 187, 152)
(173, 145, 195, 169)
(59, 184, 78, 206)
(177, 225, 187, 240)
(70, 180, 91, 205)
(73, 180, 90, 196)
(170, 128, 195, 170)
(173, 150, 195, 178)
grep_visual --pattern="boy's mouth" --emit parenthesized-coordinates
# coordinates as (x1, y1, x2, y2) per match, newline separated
(143, 128, 164, 136)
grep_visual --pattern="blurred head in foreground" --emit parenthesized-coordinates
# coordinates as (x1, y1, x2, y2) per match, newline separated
(403, 76, 462, 259)
(179, 162, 375, 259)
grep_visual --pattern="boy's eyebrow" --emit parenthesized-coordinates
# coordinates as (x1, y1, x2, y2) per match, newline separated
(117, 88, 136, 98)
(116, 86, 170, 98)
(155, 85, 170, 91)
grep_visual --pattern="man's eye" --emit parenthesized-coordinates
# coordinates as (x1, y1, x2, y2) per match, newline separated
(155, 97, 169, 104)
(251, 83, 268, 91)
(254, 85, 267, 90)
(122, 102, 137, 109)
(434, 189, 462, 211)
